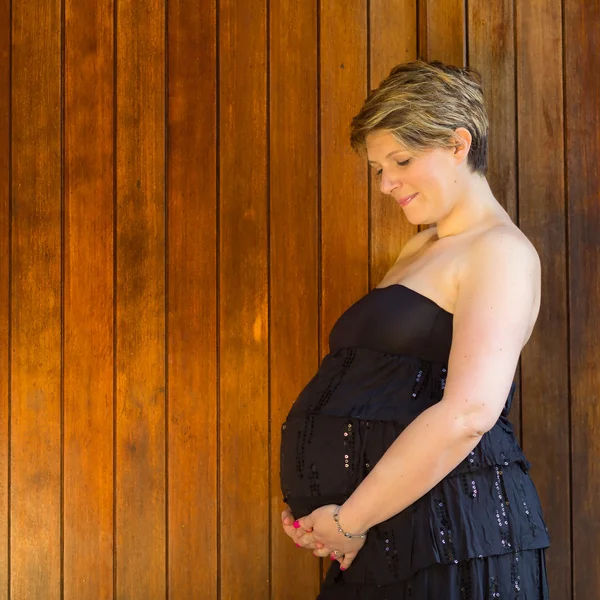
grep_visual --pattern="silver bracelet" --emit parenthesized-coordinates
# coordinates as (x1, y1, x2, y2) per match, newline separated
(332, 505, 368, 540)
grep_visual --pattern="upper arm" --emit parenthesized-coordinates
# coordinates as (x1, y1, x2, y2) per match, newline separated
(441, 229, 541, 434)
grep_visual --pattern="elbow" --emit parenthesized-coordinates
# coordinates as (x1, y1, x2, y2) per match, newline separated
(441, 399, 501, 438)
(461, 411, 496, 437)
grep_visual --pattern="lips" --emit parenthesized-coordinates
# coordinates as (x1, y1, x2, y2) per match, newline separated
(396, 192, 418, 207)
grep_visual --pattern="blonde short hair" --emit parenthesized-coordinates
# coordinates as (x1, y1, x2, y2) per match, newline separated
(350, 60, 489, 174)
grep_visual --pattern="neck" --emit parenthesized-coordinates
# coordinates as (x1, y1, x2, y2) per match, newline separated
(435, 174, 507, 239)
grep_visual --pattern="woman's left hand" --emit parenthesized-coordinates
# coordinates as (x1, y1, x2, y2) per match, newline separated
(294, 504, 367, 571)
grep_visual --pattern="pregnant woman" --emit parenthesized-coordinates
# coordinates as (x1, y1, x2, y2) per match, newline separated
(280, 60, 550, 599)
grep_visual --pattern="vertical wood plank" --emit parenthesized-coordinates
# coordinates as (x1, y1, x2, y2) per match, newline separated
(167, 0, 217, 597)
(420, 0, 465, 66)
(63, 0, 114, 597)
(269, 0, 321, 597)
(0, 0, 9, 593)
(219, 0, 269, 597)
(10, 0, 62, 597)
(115, 0, 166, 596)
(566, 0, 600, 597)
(369, 0, 418, 287)
(516, 1, 570, 598)
(320, 0, 369, 352)
(467, 1, 522, 442)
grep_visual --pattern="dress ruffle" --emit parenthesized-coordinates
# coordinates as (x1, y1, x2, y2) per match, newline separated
(318, 548, 550, 599)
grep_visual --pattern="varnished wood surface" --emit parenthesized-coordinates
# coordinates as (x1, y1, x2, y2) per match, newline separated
(167, 0, 218, 598)
(10, 0, 62, 597)
(565, 1, 600, 598)
(0, 1, 596, 597)
(115, 0, 166, 596)
(63, 0, 114, 597)
(219, 0, 270, 597)
(0, 0, 9, 595)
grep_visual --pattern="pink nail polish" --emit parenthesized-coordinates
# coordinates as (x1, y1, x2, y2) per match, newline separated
(340, 566, 346, 571)
(292, 520, 300, 529)
(295, 543, 301, 547)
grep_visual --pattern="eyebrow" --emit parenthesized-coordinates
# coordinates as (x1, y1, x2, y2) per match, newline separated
(367, 150, 408, 165)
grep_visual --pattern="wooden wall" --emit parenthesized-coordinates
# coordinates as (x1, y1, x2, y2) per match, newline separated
(0, 0, 598, 598)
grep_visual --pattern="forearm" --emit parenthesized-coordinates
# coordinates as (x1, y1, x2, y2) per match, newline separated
(340, 401, 483, 533)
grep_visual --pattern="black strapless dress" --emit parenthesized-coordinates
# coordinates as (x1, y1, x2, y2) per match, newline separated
(280, 285, 550, 599)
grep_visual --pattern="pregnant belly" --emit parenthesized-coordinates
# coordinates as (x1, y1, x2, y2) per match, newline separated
(279, 412, 402, 515)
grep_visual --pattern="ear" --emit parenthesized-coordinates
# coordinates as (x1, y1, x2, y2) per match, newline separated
(452, 127, 472, 164)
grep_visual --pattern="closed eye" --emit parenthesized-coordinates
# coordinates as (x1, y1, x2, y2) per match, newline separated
(374, 159, 410, 177)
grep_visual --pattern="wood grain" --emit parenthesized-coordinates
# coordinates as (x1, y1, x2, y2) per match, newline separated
(115, 0, 166, 596)
(516, 1, 570, 598)
(565, 0, 600, 597)
(420, 0, 465, 66)
(0, 0, 9, 593)
(3, 3, 600, 596)
(218, 0, 269, 597)
(167, 0, 218, 597)
(10, 0, 62, 597)
(269, 0, 321, 597)
(320, 0, 369, 354)
(467, 0, 522, 442)
(63, 0, 114, 597)
(369, 0, 419, 287)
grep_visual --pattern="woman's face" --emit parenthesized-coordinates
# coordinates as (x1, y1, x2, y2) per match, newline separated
(365, 130, 465, 225)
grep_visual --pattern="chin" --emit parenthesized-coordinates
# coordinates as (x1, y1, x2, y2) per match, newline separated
(404, 212, 433, 226)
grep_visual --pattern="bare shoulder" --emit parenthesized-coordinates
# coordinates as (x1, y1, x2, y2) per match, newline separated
(396, 227, 439, 261)
(458, 223, 541, 327)
(465, 224, 541, 277)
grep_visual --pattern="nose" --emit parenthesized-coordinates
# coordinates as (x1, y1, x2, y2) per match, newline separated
(379, 170, 400, 196)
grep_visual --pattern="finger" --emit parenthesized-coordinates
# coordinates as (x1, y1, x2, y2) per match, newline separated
(281, 510, 300, 541)
(292, 535, 324, 550)
(284, 527, 312, 549)
(281, 509, 294, 527)
(338, 551, 357, 571)
(295, 515, 314, 532)
(312, 547, 338, 559)
(295, 531, 318, 547)
(290, 525, 313, 539)
(297, 540, 325, 550)
(292, 520, 312, 533)
(290, 527, 324, 549)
